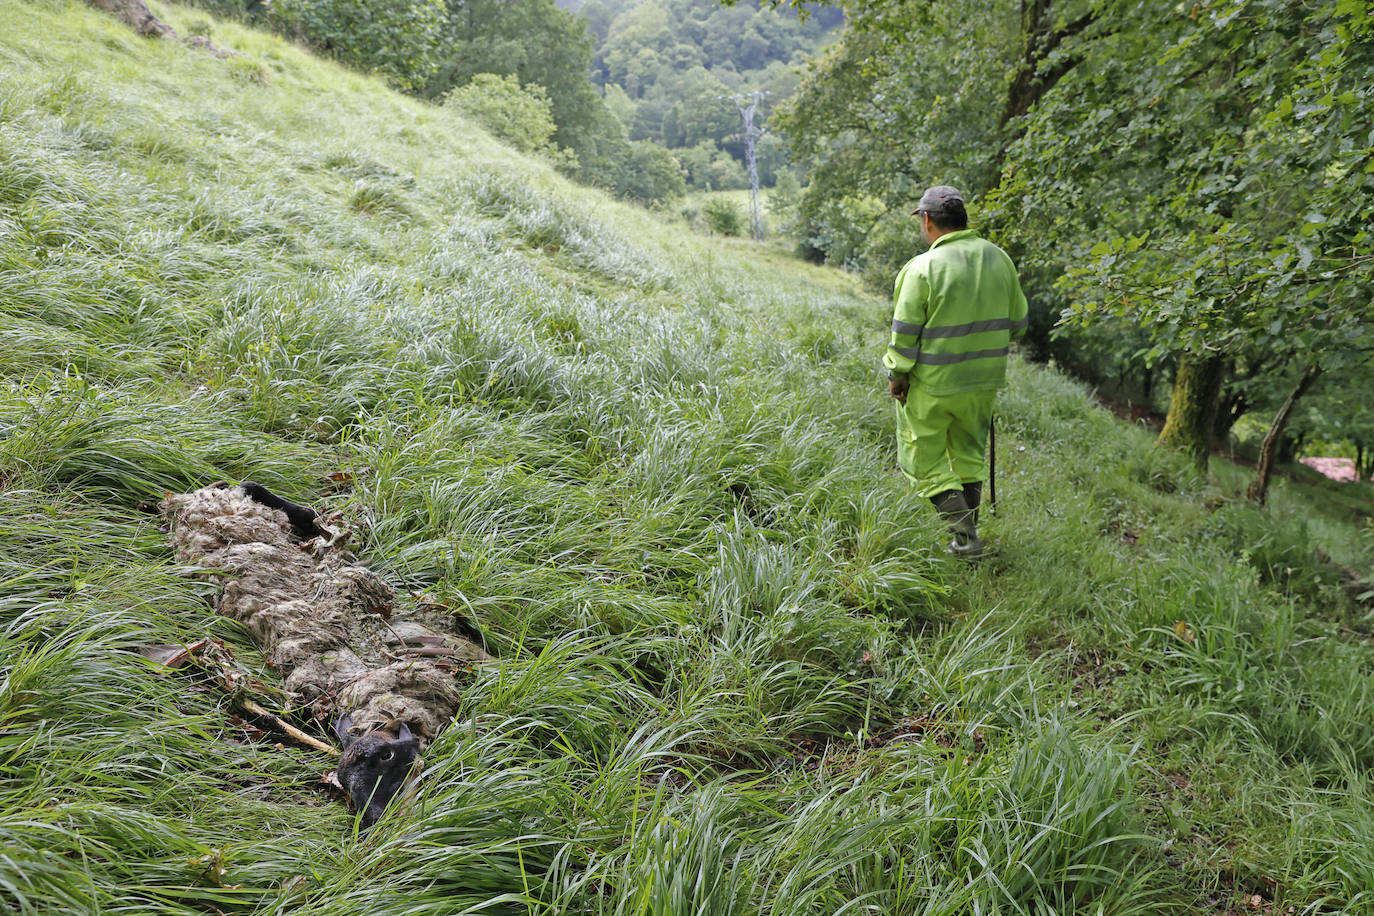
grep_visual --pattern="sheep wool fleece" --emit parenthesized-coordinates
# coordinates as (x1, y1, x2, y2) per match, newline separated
(884, 229, 1027, 497)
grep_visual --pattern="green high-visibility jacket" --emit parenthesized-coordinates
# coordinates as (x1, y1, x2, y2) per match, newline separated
(883, 229, 1029, 396)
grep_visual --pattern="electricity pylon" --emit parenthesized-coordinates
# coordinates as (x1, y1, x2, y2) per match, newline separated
(728, 90, 767, 241)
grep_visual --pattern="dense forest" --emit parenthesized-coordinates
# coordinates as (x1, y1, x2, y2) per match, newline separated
(568, 0, 842, 191)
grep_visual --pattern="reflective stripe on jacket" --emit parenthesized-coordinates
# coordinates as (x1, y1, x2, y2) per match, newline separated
(883, 229, 1029, 396)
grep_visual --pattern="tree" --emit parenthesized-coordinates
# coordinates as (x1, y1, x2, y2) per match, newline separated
(661, 67, 735, 148)
(602, 83, 638, 134)
(677, 140, 747, 191)
(767, 167, 801, 234)
(753, 131, 787, 187)
(1248, 365, 1325, 503)
(580, 0, 838, 189)
(995, 0, 1374, 477)
(427, 0, 610, 163)
(443, 74, 562, 156)
(776, 0, 1051, 279)
(607, 140, 686, 204)
(595, 3, 673, 81)
(579, 0, 617, 43)
(267, 0, 446, 90)
(784, 0, 1371, 489)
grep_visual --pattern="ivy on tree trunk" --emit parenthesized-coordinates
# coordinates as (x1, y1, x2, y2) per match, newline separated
(1156, 353, 1225, 471)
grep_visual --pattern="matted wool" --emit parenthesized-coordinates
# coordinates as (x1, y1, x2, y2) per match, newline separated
(162, 483, 488, 745)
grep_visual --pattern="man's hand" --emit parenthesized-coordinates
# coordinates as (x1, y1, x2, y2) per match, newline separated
(889, 374, 909, 405)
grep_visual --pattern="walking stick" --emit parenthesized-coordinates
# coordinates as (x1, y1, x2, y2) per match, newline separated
(988, 415, 997, 516)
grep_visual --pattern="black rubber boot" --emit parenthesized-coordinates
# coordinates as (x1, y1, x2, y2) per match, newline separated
(930, 489, 982, 560)
(962, 481, 982, 526)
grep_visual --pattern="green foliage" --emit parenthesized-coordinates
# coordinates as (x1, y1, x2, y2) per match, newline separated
(1292, 364, 1374, 473)
(701, 196, 744, 236)
(765, 166, 800, 232)
(579, 0, 842, 199)
(987, 0, 1374, 458)
(659, 66, 735, 149)
(1007, 1, 1374, 362)
(791, 0, 1374, 470)
(443, 73, 561, 156)
(752, 130, 788, 185)
(777, 0, 1017, 277)
(794, 192, 886, 270)
(182, 0, 267, 18)
(606, 139, 686, 204)
(675, 139, 747, 191)
(427, 0, 610, 164)
(602, 81, 637, 131)
(592, 0, 839, 109)
(265, 0, 445, 90)
(423, 0, 689, 204)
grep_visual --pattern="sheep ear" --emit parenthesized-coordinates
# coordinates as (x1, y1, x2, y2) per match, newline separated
(334, 712, 355, 748)
(397, 721, 413, 744)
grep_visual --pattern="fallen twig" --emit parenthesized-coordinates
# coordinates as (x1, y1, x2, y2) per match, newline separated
(237, 697, 339, 757)
(140, 638, 340, 756)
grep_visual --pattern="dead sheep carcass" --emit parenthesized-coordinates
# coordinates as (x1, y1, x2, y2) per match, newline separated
(162, 481, 488, 829)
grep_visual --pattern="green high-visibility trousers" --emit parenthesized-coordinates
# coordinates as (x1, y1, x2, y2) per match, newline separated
(895, 387, 996, 498)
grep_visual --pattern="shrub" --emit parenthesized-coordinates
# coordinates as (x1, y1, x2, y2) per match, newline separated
(703, 197, 745, 236)
(796, 192, 884, 269)
(610, 140, 685, 205)
(444, 74, 559, 156)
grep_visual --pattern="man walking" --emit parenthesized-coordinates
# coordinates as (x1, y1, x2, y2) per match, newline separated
(884, 186, 1028, 559)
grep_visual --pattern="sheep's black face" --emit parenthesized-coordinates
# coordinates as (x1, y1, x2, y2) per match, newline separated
(335, 716, 419, 830)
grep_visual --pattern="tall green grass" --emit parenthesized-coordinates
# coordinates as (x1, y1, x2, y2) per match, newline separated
(1, 1, 1372, 913)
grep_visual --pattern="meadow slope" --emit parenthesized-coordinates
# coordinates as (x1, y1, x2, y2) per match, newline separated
(2, 2, 1373, 914)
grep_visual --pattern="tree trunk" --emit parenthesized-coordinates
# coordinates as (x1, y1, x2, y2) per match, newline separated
(1357, 441, 1366, 482)
(1278, 431, 1305, 465)
(1157, 352, 1226, 471)
(1247, 364, 1323, 504)
(1000, 1, 1099, 134)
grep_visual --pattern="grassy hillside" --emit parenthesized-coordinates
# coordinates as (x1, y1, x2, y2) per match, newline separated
(3, 2, 1373, 914)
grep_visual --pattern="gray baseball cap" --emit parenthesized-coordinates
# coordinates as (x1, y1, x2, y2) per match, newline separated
(912, 185, 964, 215)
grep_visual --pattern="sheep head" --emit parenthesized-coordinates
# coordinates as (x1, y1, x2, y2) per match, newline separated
(334, 714, 420, 831)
